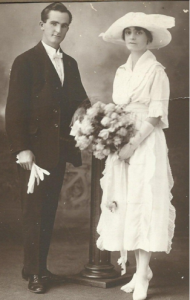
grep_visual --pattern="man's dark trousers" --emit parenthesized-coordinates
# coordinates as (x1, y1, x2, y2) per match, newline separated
(19, 150, 66, 275)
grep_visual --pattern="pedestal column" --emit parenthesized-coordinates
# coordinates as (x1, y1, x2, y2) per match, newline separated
(81, 156, 118, 279)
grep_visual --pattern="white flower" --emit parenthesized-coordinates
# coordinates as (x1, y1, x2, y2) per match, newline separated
(106, 139, 112, 145)
(117, 121, 123, 127)
(76, 135, 91, 150)
(117, 127, 127, 136)
(87, 101, 105, 117)
(113, 136, 122, 146)
(70, 120, 81, 137)
(93, 101, 105, 110)
(110, 119, 120, 129)
(102, 148, 111, 156)
(110, 112, 118, 120)
(80, 118, 94, 135)
(119, 114, 131, 126)
(96, 138, 102, 144)
(98, 129, 110, 140)
(101, 116, 111, 127)
(88, 135, 94, 141)
(86, 107, 100, 118)
(95, 142, 105, 151)
(94, 151, 105, 160)
(104, 103, 115, 114)
(115, 105, 123, 114)
(105, 200, 117, 212)
(108, 125, 116, 133)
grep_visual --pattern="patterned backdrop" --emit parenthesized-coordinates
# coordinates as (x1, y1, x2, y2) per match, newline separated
(0, 2, 189, 239)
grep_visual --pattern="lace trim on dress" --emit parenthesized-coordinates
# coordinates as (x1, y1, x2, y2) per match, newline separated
(166, 155, 176, 253)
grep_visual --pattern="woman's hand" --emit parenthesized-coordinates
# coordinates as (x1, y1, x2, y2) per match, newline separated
(118, 118, 157, 161)
(118, 143, 136, 161)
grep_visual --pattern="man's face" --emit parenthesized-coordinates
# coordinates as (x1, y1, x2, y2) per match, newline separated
(40, 10, 70, 49)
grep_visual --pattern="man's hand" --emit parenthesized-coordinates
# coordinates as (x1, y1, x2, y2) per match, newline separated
(70, 107, 86, 127)
(17, 150, 35, 170)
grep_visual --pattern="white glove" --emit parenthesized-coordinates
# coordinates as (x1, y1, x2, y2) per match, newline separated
(119, 121, 154, 160)
(16, 156, 50, 194)
(27, 164, 50, 194)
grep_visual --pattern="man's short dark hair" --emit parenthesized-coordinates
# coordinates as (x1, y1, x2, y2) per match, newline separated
(122, 26, 153, 44)
(41, 2, 72, 24)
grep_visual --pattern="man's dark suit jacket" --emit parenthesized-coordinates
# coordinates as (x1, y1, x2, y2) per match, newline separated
(6, 42, 90, 169)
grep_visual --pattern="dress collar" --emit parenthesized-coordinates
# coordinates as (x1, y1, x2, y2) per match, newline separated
(125, 50, 157, 72)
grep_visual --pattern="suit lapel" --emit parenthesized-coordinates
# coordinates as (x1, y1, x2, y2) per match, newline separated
(34, 42, 62, 87)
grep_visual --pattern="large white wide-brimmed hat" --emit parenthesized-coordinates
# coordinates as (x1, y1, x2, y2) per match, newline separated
(100, 12, 175, 49)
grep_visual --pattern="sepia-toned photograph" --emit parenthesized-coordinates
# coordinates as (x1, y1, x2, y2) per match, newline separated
(0, 1, 189, 300)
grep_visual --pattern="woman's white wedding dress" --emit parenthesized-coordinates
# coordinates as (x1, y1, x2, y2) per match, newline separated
(97, 51, 176, 268)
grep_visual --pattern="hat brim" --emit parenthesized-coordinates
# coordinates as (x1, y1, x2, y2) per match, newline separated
(100, 13, 173, 49)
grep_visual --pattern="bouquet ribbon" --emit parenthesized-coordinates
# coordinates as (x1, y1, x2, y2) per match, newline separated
(16, 156, 50, 194)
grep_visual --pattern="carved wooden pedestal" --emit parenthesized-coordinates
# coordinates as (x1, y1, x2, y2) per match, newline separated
(66, 157, 130, 288)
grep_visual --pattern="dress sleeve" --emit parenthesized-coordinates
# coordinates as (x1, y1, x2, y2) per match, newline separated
(148, 67, 170, 129)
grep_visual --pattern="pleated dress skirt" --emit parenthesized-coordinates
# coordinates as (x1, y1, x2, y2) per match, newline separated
(97, 105, 176, 256)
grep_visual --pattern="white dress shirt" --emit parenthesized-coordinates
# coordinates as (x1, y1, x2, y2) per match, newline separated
(42, 41, 64, 85)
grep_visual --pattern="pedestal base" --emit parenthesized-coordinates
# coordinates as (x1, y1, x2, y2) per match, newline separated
(66, 272, 131, 288)
(81, 263, 119, 279)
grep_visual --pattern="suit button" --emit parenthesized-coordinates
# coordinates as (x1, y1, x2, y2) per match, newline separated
(54, 124, 58, 128)
(53, 109, 58, 113)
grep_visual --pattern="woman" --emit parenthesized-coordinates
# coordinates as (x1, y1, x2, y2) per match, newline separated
(97, 12, 176, 300)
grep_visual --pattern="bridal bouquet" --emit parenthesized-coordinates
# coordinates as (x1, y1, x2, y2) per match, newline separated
(70, 101, 135, 160)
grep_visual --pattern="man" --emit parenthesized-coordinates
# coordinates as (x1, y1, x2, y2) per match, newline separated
(6, 2, 90, 294)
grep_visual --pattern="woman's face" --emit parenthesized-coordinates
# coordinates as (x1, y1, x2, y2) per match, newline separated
(124, 27, 148, 52)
